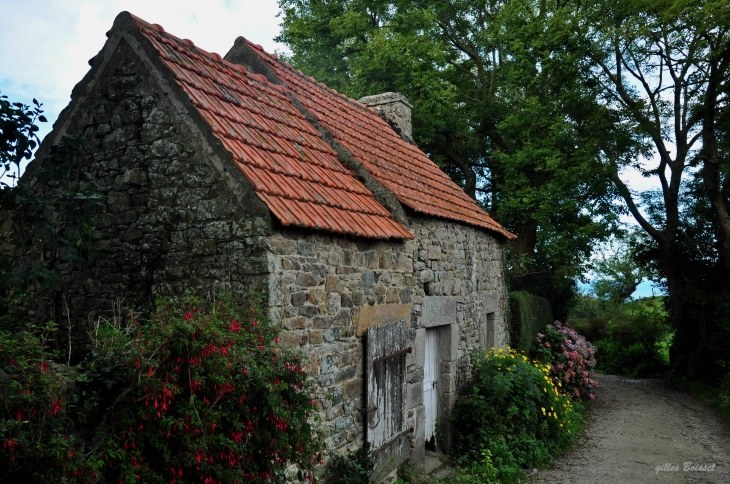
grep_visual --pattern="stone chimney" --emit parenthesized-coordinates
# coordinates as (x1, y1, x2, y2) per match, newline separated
(358, 92, 414, 143)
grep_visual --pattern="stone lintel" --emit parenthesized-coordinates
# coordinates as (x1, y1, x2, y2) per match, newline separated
(418, 296, 458, 328)
(356, 303, 411, 337)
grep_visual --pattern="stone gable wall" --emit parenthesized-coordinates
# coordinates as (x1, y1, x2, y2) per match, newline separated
(29, 39, 270, 337)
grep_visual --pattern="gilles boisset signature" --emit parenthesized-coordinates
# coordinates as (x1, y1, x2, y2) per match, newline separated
(655, 462, 716, 474)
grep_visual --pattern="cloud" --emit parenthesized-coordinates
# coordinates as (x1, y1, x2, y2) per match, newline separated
(0, 0, 287, 143)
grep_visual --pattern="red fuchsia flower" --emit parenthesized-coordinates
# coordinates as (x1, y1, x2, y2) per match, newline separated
(4, 438, 19, 461)
(229, 320, 241, 332)
(38, 360, 49, 372)
(184, 312, 194, 321)
(252, 320, 258, 327)
(51, 398, 62, 416)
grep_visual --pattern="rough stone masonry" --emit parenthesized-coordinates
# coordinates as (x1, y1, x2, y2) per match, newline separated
(15, 12, 513, 476)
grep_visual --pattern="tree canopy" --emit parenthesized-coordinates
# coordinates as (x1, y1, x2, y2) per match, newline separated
(279, 0, 730, 372)
(278, 0, 622, 317)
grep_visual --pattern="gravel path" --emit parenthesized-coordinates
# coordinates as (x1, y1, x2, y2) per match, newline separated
(524, 375, 730, 484)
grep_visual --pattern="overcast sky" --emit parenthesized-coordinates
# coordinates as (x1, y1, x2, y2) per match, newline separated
(0, 0, 287, 142)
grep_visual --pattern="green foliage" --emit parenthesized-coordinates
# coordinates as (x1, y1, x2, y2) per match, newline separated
(0, 93, 46, 182)
(0, 295, 323, 483)
(0, 91, 104, 323)
(277, 0, 619, 302)
(570, 297, 672, 377)
(324, 443, 375, 484)
(509, 291, 552, 353)
(0, 322, 86, 482)
(450, 348, 583, 483)
(590, 234, 649, 304)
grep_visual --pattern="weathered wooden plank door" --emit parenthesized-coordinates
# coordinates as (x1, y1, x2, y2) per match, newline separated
(423, 329, 438, 447)
(366, 320, 408, 452)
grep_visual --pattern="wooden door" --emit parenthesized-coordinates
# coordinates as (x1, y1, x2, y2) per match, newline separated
(423, 328, 439, 448)
(366, 320, 408, 452)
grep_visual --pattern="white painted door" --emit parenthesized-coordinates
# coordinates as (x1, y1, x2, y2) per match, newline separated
(423, 329, 438, 447)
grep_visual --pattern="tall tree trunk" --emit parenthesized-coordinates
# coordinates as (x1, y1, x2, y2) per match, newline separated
(508, 220, 538, 275)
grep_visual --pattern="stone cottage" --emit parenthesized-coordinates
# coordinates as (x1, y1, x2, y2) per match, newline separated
(26, 11, 515, 475)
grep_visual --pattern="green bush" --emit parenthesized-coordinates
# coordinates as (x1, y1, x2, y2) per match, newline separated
(569, 297, 671, 377)
(450, 348, 582, 483)
(324, 443, 375, 484)
(509, 292, 553, 353)
(0, 295, 323, 483)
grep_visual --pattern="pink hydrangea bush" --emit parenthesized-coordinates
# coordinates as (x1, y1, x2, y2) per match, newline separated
(534, 322, 598, 402)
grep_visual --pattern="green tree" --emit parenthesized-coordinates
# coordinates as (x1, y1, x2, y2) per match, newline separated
(591, 233, 650, 304)
(576, 0, 730, 373)
(277, 0, 620, 316)
(0, 92, 103, 326)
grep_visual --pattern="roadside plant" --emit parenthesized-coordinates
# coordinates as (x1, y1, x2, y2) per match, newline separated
(97, 295, 323, 483)
(1, 91, 104, 326)
(0, 322, 86, 482)
(533, 322, 597, 401)
(324, 442, 374, 484)
(0, 295, 323, 483)
(450, 348, 582, 483)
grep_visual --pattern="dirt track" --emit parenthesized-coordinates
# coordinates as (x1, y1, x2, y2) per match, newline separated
(524, 375, 730, 484)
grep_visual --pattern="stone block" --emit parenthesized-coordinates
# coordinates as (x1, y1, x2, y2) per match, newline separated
(386, 287, 400, 303)
(192, 240, 216, 255)
(292, 272, 318, 288)
(280, 331, 301, 348)
(298, 305, 319, 317)
(309, 329, 323, 345)
(290, 291, 307, 306)
(439, 372, 457, 394)
(412, 328, 425, 369)
(335, 366, 356, 383)
(361, 270, 375, 289)
(326, 292, 341, 314)
(427, 245, 441, 260)
(343, 378, 363, 399)
(325, 274, 344, 292)
(284, 316, 308, 330)
(323, 327, 340, 343)
(355, 303, 412, 337)
(407, 381, 423, 408)
(419, 296, 457, 328)
(265, 236, 297, 255)
(320, 355, 336, 374)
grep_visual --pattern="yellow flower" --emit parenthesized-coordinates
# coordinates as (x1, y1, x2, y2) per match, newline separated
(560, 423, 563, 427)
(554, 413, 558, 419)
(541, 407, 546, 414)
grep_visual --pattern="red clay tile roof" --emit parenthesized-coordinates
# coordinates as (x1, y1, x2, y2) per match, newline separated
(246, 42, 515, 240)
(130, 15, 413, 240)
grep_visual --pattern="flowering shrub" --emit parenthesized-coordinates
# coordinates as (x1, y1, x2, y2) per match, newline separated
(0, 322, 86, 482)
(533, 322, 598, 402)
(97, 296, 323, 483)
(450, 348, 583, 483)
(0, 295, 323, 483)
